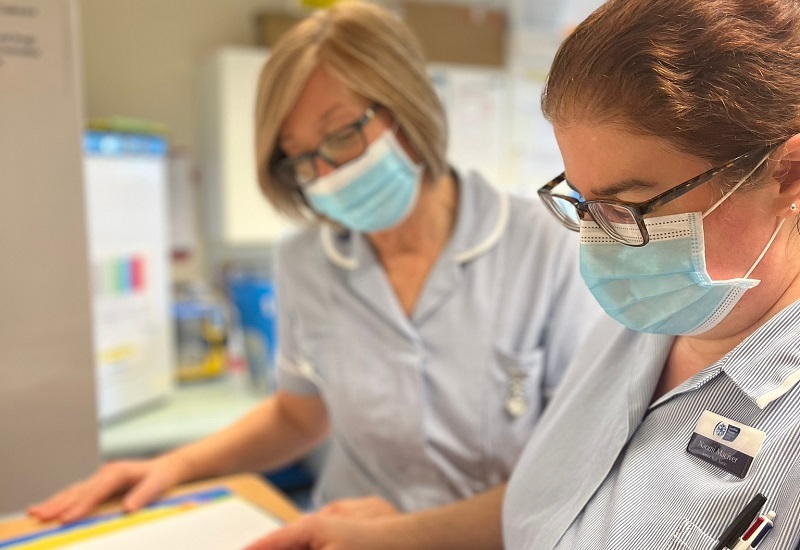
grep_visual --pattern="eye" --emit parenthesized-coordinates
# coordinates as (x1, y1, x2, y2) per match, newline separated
(555, 178, 584, 201)
(320, 127, 366, 165)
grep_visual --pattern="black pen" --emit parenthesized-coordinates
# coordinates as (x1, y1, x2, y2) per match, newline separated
(712, 493, 767, 550)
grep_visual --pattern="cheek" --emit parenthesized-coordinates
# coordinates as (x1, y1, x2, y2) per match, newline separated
(702, 223, 741, 279)
(701, 209, 771, 280)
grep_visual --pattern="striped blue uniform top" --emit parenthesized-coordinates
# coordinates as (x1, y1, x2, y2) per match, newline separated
(504, 300, 800, 549)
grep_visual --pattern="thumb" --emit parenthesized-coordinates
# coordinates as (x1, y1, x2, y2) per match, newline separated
(243, 521, 313, 550)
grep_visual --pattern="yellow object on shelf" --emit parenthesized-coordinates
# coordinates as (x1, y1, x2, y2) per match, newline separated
(88, 115, 169, 136)
(173, 283, 229, 383)
(176, 319, 228, 382)
(300, 0, 340, 9)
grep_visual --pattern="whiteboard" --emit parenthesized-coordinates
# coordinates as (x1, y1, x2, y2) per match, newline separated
(429, 64, 511, 189)
(429, 55, 563, 195)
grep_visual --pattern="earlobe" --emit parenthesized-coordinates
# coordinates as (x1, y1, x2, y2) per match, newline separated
(774, 134, 800, 217)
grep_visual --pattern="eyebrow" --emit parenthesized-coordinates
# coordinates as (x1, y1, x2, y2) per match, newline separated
(279, 102, 350, 151)
(588, 178, 659, 199)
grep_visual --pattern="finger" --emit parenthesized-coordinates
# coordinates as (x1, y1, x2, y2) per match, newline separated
(317, 502, 344, 517)
(122, 473, 169, 512)
(27, 485, 85, 520)
(316, 496, 397, 521)
(59, 466, 138, 523)
(242, 521, 314, 550)
(28, 489, 74, 518)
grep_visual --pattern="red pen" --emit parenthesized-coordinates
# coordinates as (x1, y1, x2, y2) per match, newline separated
(730, 511, 776, 550)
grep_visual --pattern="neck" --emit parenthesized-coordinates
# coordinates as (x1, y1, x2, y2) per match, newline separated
(658, 259, 800, 398)
(367, 172, 458, 260)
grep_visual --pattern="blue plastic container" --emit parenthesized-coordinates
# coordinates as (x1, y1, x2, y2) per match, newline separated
(226, 273, 278, 392)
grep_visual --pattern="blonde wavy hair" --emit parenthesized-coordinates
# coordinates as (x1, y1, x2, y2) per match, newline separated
(254, 1, 448, 221)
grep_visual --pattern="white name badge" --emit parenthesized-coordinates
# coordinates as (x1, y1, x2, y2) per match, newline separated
(686, 411, 766, 478)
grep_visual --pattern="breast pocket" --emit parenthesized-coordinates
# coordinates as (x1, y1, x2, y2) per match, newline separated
(662, 519, 717, 550)
(486, 346, 547, 477)
(494, 346, 546, 418)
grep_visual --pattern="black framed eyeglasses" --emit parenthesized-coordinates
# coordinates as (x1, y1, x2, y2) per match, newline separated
(273, 103, 381, 188)
(538, 146, 775, 247)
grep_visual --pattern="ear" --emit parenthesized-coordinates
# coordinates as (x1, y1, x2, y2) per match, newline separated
(773, 134, 800, 219)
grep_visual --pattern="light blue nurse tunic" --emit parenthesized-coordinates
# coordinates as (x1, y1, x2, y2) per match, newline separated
(275, 170, 603, 512)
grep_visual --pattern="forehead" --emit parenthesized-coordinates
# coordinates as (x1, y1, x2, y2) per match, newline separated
(553, 123, 711, 196)
(279, 66, 366, 145)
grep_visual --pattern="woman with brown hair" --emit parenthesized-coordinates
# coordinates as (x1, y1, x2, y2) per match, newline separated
(503, 0, 800, 548)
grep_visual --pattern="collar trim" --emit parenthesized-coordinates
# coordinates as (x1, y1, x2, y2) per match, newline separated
(319, 173, 510, 269)
(321, 226, 358, 270)
(755, 368, 800, 409)
(455, 190, 509, 264)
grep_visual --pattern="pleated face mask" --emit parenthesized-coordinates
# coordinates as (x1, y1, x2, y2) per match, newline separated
(579, 177, 785, 336)
(304, 129, 422, 233)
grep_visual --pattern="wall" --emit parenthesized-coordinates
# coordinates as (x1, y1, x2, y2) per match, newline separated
(0, 0, 99, 512)
(77, 0, 603, 282)
(78, 0, 575, 154)
(79, 0, 284, 152)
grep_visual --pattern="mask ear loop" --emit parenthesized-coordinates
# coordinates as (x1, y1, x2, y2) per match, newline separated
(743, 218, 786, 278)
(702, 150, 773, 219)
(698, 149, 784, 279)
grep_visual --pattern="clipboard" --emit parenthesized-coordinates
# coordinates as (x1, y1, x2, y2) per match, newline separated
(0, 474, 299, 549)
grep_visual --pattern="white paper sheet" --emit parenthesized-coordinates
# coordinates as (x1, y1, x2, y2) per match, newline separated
(61, 497, 283, 550)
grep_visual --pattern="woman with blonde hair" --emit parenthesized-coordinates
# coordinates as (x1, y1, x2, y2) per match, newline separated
(29, 2, 599, 545)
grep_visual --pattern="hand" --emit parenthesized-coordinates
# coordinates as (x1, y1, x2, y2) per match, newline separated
(243, 514, 394, 550)
(27, 454, 189, 523)
(317, 495, 399, 521)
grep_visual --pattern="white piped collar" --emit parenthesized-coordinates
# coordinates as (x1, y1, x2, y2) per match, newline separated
(319, 170, 509, 270)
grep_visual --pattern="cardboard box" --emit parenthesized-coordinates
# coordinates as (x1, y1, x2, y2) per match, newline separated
(403, 2, 507, 67)
(259, 13, 306, 49)
(257, 3, 507, 67)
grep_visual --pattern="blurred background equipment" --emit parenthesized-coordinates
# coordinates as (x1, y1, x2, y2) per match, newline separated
(173, 281, 230, 383)
(226, 269, 279, 394)
(84, 130, 175, 421)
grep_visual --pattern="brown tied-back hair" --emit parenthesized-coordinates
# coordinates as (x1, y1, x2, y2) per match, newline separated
(543, 0, 800, 190)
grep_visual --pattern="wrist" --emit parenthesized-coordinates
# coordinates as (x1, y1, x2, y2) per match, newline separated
(367, 514, 422, 550)
(159, 448, 198, 485)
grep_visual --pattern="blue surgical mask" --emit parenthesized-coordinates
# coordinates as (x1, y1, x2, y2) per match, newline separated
(304, 129, 422, 233)
(579, 165, 785, 335)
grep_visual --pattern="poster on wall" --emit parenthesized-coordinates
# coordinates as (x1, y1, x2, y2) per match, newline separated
(0, 1, 74, 95)
(84, 132, 174, 421)
(429, 64, 510, 190)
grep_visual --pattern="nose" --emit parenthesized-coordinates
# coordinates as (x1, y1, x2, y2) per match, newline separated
(315, 156, 336, 178)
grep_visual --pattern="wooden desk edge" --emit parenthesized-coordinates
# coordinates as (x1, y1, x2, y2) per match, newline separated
(0, 473, 300, 542)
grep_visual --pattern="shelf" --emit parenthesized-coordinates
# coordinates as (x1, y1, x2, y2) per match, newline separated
(100, 375, 266, 460)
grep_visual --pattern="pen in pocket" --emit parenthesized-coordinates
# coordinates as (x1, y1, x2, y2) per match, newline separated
(711, 493, 767, 550)
(730, 510, 775, 550)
